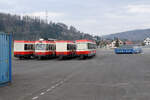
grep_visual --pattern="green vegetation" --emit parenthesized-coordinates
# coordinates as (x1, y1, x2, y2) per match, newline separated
(0, 13, 97, 40)
(115, 38, 120, 47)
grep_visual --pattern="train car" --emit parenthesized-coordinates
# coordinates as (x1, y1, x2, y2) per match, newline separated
(34, 40, 56, 59)
(14, 40, 34, 59)
(76, 40, 96, 59)
(114, 45, 142, 54)
(55, 40, 76, 59)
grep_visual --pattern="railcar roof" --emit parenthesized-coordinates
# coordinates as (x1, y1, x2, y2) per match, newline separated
(55, 40, 74, 43)
(35, 40, 55, 43)
(14, 40, 35, 43)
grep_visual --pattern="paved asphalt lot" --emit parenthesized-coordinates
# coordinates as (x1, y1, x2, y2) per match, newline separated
(0, 49, 150, 100)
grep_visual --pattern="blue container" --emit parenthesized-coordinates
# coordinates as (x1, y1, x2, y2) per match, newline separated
(0, 33, 12, 86)
(115, 45, 142, 54)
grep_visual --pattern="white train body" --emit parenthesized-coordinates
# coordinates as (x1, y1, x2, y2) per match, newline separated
(76, 40, 96, 58)
(34, 40, 55, 59)
(55, 40, 76, 59)
(14, 40, 34, 59)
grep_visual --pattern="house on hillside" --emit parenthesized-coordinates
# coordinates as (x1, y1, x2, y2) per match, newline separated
(109, 40, 123, 48)
(124, 41, 134, 45)
(144, 38, 150, 45)
(99, 40, 112, 48)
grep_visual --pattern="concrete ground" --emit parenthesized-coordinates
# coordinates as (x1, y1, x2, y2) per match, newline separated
(0, 49, 150, 100)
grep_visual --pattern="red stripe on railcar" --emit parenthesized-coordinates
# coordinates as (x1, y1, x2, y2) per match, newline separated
(14, 51, 34, 55)
(76, 51, 91, 55)
(14, 40, 35, 43)
(34, 51, 54, 55)
(56, 51, 74, 55)
(76, 50, 96, 55)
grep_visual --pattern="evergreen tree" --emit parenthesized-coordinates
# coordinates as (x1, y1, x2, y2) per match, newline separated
(115, 38, 120, 47)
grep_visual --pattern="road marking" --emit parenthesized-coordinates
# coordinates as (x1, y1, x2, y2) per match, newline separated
(32, 96, 39, 100)
(64, 79, 67, 81)
(60, 81, 64, 84)
(51, 86, 55, 89)
(40, 92, 45, 95)
(31, 79, 68, 100)
(55, 83, 59, 87)
(47, 88, 52, 92)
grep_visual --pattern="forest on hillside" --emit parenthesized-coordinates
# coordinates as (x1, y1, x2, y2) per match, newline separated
(0, 13, 99, 40)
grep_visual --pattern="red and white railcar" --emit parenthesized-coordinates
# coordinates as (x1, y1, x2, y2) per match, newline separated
(34, 40, 56, 59)
(55, 40, 76, 59)
(14, 40, 35, 59)
(76, 40, 96, 59)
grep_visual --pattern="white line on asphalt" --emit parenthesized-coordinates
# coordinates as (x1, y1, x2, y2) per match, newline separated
(32, 96, 39, 100)
(51, 86, 55, 89)
(31, 79, 67, 100)
(60, 81, 64, 84)
(55, 83, 59, 87)
(47, 88, 52, 92)
(63, 79, 67, 82)
(40, 92, 45, 95)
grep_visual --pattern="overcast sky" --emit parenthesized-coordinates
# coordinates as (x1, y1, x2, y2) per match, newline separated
(0, 0, 150, 35)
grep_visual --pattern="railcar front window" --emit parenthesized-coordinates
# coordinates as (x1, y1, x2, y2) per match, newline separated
(88, 43, 96, 49)
(36, 44, 46, 50)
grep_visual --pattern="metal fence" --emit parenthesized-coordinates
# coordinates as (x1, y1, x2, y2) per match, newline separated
(0, 33, 12, 86)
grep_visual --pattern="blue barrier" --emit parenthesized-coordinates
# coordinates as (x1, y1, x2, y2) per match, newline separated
(0, 33, 12, 86)
(115, 45, 142, 54)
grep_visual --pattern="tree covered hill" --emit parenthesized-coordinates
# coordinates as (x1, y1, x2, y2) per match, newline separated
(103, 29, 150, 41)
(0, 13, 94, 40)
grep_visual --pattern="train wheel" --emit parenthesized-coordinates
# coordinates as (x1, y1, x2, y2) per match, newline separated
(19, 56, 23, 60)
(59, 56, 63, 60)
(80, 55, 85, 59)
(26, 56, 31, 59)
(38, 56, 42, 60)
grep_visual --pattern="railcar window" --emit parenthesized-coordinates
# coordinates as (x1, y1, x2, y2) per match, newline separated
(24, 44, 28, 50)
(67, 44, 76, 50)
(46, 44, 55, 50)
(36, 44, 46, 50)
(67, 44, 70, 50)
(45, 44, 56, 50)
(73, 45, 76, 50)
(88, 43, 96, 49)
(24, 44, 34, 50)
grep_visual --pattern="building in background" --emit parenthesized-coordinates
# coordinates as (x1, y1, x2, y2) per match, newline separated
(144, 38, 150, 45)
(110, 40, 123, 48)
(124, 41, 134, 45)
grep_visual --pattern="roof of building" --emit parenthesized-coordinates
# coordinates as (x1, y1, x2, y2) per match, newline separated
(76, 39, 95, 43)
(125, 41, 133, 45)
